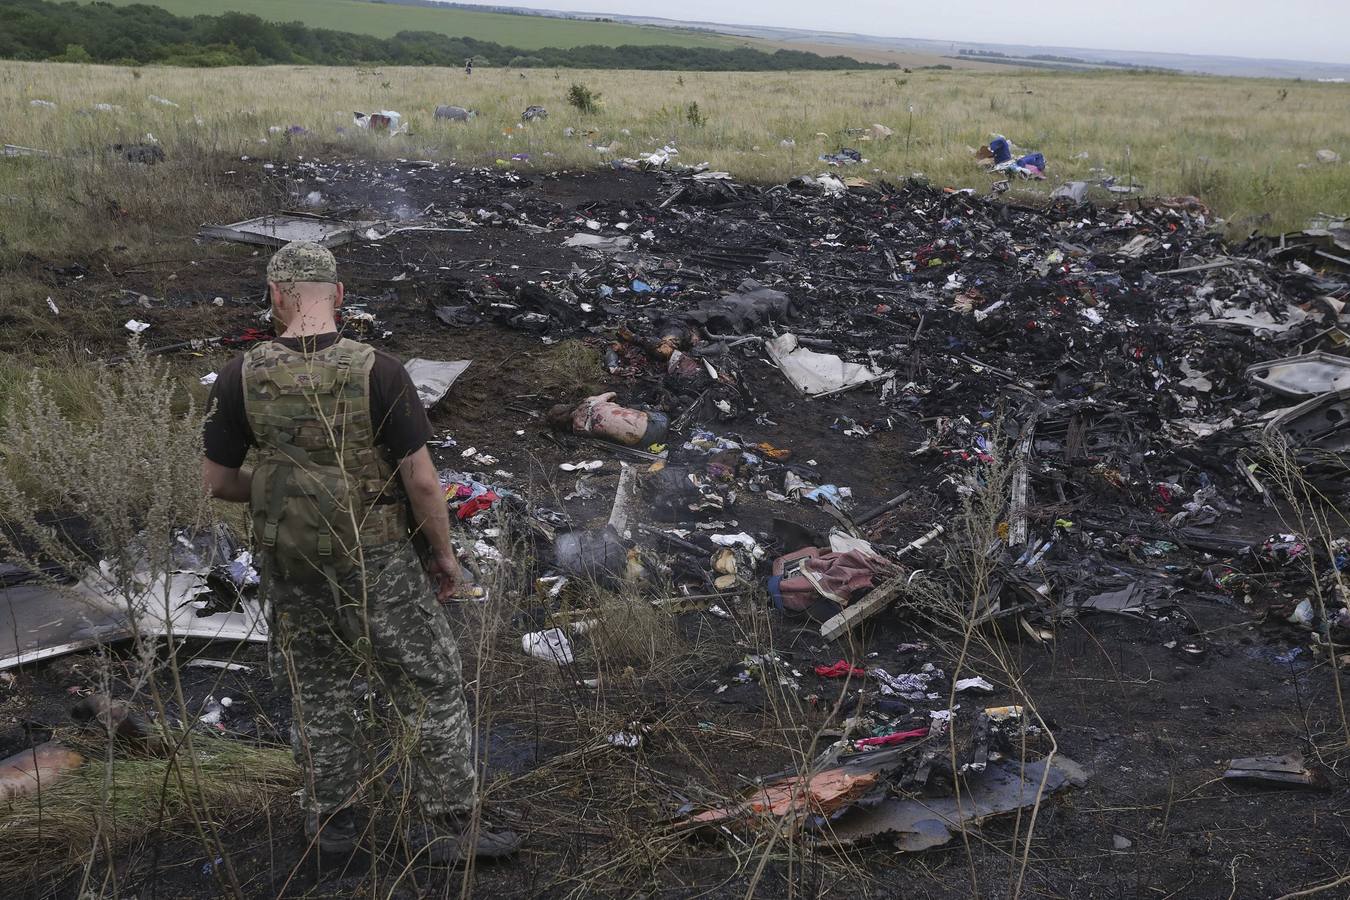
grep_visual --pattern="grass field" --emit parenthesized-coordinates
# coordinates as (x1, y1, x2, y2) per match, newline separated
(84, 0, 744, 50)
(1, 60, 1348, 271)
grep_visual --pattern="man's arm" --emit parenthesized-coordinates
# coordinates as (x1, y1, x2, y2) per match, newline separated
(202, 355, 252, 502)
(399, 446, 465, 600)
(202, 460, 251, 503)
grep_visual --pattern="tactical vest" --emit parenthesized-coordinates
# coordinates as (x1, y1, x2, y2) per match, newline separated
(242, 338, 408, 586)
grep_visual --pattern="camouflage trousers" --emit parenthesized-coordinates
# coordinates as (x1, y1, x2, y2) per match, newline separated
(265, 540, 476, 818)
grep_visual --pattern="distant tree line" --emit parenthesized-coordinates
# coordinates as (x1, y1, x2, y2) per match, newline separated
(958, 48, 1150, 70)
(0, 0, 888, 70)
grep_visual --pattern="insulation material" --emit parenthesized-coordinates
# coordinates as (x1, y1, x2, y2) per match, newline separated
(765, 333, 893, 396)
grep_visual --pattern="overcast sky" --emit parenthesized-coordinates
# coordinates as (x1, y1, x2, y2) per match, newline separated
(447, 1, 1349, 64)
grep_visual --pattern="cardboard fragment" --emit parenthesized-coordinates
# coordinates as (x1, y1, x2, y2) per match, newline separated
(690, 769, 879, 824)
(1223, 752, 1330, 789)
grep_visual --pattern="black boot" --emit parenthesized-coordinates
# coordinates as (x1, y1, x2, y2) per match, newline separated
(306, 807, 361, 854)
(408, 812, 520, 864)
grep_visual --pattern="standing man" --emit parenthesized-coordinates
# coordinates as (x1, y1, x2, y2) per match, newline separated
(201, 241, 518, 863)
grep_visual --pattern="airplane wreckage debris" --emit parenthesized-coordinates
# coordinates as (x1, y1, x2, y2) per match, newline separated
(0, 527, 265, 671)
(5, 158, 1349, 856)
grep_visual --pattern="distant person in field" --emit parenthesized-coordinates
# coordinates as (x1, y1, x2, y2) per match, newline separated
(465, 58, 473, 76)
(201, 241, 519, 864)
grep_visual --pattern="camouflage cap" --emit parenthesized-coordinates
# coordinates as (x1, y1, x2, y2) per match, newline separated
(266, 240, 338, 284)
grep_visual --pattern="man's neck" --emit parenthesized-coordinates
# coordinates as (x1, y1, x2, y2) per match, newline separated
(279, 308, 338, 338)
(280, 324, 337, 338)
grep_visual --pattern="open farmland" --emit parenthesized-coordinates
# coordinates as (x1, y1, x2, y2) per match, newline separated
(1, 61, 1347, 271)
(82, 0, 746, 49)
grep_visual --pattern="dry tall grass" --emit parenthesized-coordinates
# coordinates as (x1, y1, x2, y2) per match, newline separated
(0, 343, 275, 896)
(1, 59, 1348, 260)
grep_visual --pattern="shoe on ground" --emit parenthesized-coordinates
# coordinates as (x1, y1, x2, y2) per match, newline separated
(306, 807, 361, 854)
(408, 813, 521, 864)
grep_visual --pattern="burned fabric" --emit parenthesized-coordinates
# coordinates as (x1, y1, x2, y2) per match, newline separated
(769, 547, 898, 614)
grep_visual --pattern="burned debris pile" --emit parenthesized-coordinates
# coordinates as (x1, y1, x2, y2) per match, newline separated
(372, 163, 1347, 840)
(404, 165, 1348, 647)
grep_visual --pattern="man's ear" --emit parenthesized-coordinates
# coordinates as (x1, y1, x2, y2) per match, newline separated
(334, 282, 344, 309)
(267, 281, 287, 328)
(267, 283, 283, 325)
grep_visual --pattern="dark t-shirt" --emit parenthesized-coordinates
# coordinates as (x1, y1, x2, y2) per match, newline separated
(203, 333, 434, 469)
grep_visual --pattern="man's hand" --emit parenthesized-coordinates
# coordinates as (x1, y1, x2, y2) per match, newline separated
(427, 549, 465, 601)
(399, 446, 463, 600)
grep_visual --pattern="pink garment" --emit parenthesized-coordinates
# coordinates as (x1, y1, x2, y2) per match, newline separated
(573, 392, 650, 446)
(854, 727, 929, 749)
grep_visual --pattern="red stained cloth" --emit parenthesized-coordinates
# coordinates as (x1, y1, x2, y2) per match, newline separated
(770, 546, 899, 614)
(455, 491, 499, 520)
(814, 660, 867, 679)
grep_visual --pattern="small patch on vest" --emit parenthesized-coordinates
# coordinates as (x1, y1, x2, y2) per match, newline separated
(293, 374, 321, 387)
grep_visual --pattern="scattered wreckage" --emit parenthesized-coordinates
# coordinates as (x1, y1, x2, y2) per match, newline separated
(410, 161, 1345, 850)
(6, 152, 1349, 861)
(340, 159, 1343, 853)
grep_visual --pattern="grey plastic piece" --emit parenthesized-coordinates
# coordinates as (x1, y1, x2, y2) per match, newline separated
(553, 527, 629, 587)
(820, 755, 1087, 851)
(1051, 181, 1089, 203)
(1247, 351, 1350, 397)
